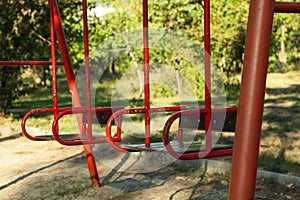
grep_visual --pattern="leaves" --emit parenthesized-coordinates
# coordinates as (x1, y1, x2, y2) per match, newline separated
(0, 1, 96, 114)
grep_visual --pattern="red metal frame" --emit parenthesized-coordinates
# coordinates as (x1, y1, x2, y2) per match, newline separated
(4, 0, 236, 187)
(0, 61, 64, 66)
(275, 2, 300, 13)
(4, 0, 298, 197)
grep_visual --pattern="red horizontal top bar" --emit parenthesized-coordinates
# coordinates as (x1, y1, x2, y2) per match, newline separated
(0, 61, 64, 66)
(275, 2, 300, 13)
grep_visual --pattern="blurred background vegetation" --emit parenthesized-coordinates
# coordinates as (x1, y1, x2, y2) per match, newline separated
(0, 0, 299, 114)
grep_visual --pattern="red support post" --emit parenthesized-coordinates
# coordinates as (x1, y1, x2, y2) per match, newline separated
(204, 0, 212, 152)
(51, 0, 82, 111)
(228, 0, 274, 199)
(143, 0, 151, 148)
(49, 0, 100, 187)
(49, 0, 58, 118)
(81, 0, 100, 186)
(82, 0, 92, 141)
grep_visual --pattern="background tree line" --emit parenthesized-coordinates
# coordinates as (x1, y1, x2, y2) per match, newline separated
(1, 0, 299, 114)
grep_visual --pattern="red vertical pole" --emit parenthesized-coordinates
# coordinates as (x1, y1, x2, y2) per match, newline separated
(81, 0, 100, 187)
(51, 0, 82, 111)
(143, 0, 151, 148)
(82, 0, 92, 141)
(204, 0, 212, 152)
(49, 0, 58, 118)
(50, 0, 100, 187)
(229, 0, 274, 199)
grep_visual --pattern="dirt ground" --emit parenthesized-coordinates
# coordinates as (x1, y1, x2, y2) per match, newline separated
(0, 120, 299, 200)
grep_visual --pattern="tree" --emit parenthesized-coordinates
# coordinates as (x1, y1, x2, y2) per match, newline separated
(0, 0, 97, 114)
(210, 0, 248, 74)
(269, 13, 300, 72)
(0, 1, 49, 114)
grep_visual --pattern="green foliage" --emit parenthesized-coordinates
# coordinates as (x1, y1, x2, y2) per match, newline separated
(151, 83, 175, 98)
(94, 0, 248, 100)
(210, 0, 248, 74)
(0, 1, 96, 114)
(149, 0, 204, 39)
(0, 0, 49, 113)
(269, 13, 300, 72)
(0, 66, 21, 114)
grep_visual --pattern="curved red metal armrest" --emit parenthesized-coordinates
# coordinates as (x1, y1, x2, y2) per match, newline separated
(105, 106, 187, 152)
(162, 107, 237, 160)
(21, 106, 123, 146)
(51, 107, 124, 145)
(21, 107, 72, 141)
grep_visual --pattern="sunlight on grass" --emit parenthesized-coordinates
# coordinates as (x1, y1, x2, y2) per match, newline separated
(259, 71, 300, 175)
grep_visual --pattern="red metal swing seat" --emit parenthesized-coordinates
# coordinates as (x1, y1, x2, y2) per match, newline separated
(105, 107, 237, 159)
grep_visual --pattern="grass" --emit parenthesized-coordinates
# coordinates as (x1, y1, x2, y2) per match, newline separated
(53, 182, 92, 198)
(258, 149, 300, 174)
(259, 71, 300, 175)
(218, 71, 300, 175)
(5, 70, 300, 176)
(176, 165, 231, 186)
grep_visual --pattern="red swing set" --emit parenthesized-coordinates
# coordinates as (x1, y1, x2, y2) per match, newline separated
(1, 0, 299, 199)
